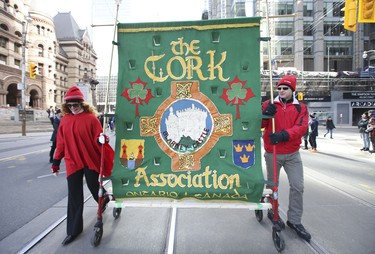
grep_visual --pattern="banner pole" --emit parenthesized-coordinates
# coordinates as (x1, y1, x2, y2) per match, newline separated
(102, 0, 121, 132)
(265, 0, 280, 223)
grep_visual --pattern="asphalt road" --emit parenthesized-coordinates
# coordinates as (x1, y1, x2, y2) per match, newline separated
(0, 127, 374, 254)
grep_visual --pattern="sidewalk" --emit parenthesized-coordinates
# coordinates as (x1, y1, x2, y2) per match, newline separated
(0, 119, 53, 135)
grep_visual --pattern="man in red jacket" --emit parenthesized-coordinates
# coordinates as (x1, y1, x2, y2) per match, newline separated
(261, 75, 311, 241)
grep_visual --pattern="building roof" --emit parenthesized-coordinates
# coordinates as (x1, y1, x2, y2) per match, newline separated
(53, 12, 85, 42)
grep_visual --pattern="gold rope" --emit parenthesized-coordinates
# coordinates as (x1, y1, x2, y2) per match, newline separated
(118, 22, 260, 33)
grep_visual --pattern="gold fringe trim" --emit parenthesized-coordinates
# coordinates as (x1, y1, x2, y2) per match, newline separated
(118, 22, 260, 33)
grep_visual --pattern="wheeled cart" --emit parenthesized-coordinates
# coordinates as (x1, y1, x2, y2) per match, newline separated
(91, 16, 285, 252)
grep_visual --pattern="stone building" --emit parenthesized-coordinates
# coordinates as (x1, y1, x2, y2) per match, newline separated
(0, 0, 97, 111)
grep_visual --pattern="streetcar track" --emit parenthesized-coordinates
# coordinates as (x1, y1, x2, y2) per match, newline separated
(18, 181, 110, 254)
(0, 149, 50, 162)
(0, 141, 51, 154)
(305, 169, 375, 209)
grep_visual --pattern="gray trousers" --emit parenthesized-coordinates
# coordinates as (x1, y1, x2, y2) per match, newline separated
(264, 151, 304, 224)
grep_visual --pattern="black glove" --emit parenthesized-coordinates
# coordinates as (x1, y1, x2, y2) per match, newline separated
(269, 130, 289, 144)
(263, 103, 277, 116)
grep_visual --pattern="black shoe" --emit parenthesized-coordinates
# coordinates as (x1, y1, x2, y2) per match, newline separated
(364, 148, 369, 151)
(360, 147, 365, 151)
(324, 134, 326, 137)
(62, 235, 76, 245)
(287, 221, 311, 241)
(267, 209, 285, 229)
(101, 195, 110, 213)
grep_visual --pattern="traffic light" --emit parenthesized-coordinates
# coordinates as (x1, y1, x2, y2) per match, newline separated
(358, 0, 375, 22)
(29, 63, 37, 79)
(344, 0, 358, 32)
(297, 92, 304, 101)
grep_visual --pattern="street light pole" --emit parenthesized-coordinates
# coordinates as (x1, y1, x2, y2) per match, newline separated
(21, 21, 27, 136)
(20, 16, 32, 136)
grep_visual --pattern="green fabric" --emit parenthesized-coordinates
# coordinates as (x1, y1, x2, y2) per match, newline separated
(113, 17, 264, 202)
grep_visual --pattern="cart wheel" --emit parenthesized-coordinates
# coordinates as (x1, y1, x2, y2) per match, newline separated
(272, 227, 285, 252)
(91, 223, 103, 247)
(113, 208, 122, 219)
(255, 210, 263, 222)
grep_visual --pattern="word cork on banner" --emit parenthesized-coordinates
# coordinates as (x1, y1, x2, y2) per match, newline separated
(112, 18, 264, 203)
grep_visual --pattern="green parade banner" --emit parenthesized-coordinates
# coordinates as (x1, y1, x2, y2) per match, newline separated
(112, 17, 264, 203)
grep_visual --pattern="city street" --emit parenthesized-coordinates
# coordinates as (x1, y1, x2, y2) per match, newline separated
(0, 127, 374, 253)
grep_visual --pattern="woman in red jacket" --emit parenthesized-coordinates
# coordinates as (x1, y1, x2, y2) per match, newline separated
(51, 86, 114, 246)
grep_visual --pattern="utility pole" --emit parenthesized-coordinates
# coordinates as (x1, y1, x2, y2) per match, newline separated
(20, 16, 33, 136)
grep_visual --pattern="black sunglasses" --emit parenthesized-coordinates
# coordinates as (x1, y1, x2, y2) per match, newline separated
(277, 87, 289, 91)
(67, 103, 80, 108)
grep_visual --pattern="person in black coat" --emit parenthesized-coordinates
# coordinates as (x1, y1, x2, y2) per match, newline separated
(324, 116, 336, 139)
(308, 114, 319, 152)
(49, 108, 62, 163)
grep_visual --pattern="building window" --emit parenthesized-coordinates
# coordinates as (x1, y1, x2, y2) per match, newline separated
(0, 54, 7, 64)
(304, 41, 313, 55)
(279, 41, 293, 55)
(0, 23, 9, 31)
(303, 22, 313, 36)
(324, 22, 345, 36)
(0, 36, 8, 48)
(233, 1, 246, 17)
(14, 42, 21, 54)
(332, 2, 344, 17)
(38, 44, 44, 57)
(14, 59, 21, 67)
(326, 41, 352, 56)
(275, 22, 293, 36)
(277, 3, 293, 15)
(303, 2, 313, 17)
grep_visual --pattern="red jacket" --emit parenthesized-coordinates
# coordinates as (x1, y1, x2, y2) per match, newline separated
(54, 112, 114, 177)
(262, 97, 309, 154)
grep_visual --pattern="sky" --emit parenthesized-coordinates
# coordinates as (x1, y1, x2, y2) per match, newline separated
(44, 0, 206, 76)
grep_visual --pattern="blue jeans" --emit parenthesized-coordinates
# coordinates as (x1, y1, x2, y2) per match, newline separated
(324, 129, 333, 138)
(360, 132, 370, 149)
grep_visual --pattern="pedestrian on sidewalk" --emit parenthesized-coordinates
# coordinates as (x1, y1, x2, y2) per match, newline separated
(358, 112, 370, 151)
(46, 106, 55, 126)
(308, 114, 319, 152)
(49, 108, 62, 163)
(324, 116, 336, 139)
(366, 110, 375, 153)
(262, 75, 312, 242)
(302, 126, 309, 150)
(51, 86, 114, 246)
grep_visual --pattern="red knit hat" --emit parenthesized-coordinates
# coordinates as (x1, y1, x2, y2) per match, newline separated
(278, 75, 296, 91)
(64, 86, 84, 101)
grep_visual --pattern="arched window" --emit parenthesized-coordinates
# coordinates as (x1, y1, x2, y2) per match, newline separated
(0, 23, 9, 31)
(38, 44, 44, 57)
